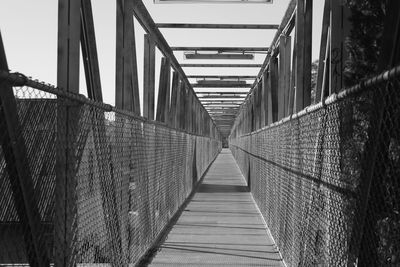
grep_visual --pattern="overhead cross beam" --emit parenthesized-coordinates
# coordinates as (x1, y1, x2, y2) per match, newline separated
(196, 91, 249, 95)
(185, 53, 254, 60)
(156, 23, 279, 29)
(181, 63, 263, 68)
(172, 46, 269, 52)
(192, 83, 252, 88)
(198, 96, 247, 100)
(188, 75, 257, 80)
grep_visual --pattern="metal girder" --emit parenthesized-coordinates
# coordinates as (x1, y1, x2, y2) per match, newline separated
(248, 0, 297, 94)
(181, 63, 263, 68)
(197, 80, 247, 85)
(116, 0, 140, 114)
(143, 34, 156, 119)
(201, 100, 244, 104)
(156, 23, 279, 29)
(206, 107, 239, 110)
(185, 53, 254, 60)
(198, 95, 245, 101)
(132, 1, 217, 131)
(81, 0, 103, 101)
(192, 83, 251, 88)
(196, 91, 249, 95)
(155, 0, 273, 3)
(172, 46, 269, 52)
(188, 75, 257, 80)
(203, 102, 240, 107)
(0, 31, 50, 267)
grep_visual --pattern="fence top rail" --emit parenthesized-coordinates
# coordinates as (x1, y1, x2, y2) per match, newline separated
(0, 70, 219, 140)
(233, 64, 400, 138)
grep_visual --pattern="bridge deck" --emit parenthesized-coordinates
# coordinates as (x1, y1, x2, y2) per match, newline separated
(148, 149, 284, 266)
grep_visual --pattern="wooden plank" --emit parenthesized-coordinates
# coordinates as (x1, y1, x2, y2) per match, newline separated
(156, 57, 171, 122)
(156, 23, 280, 29)
(0, 31, 49, 267)
(143, 34, 156, 120)
(80, 0, 103, 101)
(171, 46, 269, 52)
(315, 0, 330, 103)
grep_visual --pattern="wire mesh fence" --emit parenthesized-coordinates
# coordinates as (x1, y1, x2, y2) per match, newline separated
(0, 75, 221, 266)
(229, 66, 400, 266)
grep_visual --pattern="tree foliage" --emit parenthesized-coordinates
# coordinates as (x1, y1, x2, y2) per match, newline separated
(344, 0, 387, 86)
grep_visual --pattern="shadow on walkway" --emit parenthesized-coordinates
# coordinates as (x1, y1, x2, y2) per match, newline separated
(147, 149, 283, 266)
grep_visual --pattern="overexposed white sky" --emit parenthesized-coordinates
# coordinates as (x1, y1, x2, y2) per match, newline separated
(0, 0, 323, 108)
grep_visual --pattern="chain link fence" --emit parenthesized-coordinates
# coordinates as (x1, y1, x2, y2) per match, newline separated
(230, 66, 400, 266)
(0, 74, 221, 266)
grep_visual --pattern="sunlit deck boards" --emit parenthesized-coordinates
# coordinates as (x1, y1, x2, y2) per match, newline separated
(148, 149, 284, 266)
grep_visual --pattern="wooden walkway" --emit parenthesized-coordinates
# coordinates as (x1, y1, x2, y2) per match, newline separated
(148, 149, 284, 266)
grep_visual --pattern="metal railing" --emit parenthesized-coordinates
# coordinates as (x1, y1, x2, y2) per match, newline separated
(0, 72, 221, 266)
(230, 65, 400, 266)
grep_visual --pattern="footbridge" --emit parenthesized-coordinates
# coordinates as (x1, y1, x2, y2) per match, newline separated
(0, 0, 399, 266)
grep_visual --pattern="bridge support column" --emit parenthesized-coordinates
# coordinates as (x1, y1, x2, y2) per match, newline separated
(143, 34, 156, 120)
(295, 0, 312, 112)
(116, 0, 140, 114)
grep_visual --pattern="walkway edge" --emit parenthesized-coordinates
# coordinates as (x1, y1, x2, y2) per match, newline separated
(250, 189, 288, 267)
(135, 149, 222, 267)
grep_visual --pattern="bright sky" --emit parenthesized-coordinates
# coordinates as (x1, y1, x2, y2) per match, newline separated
(0, 0, 323, 108)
